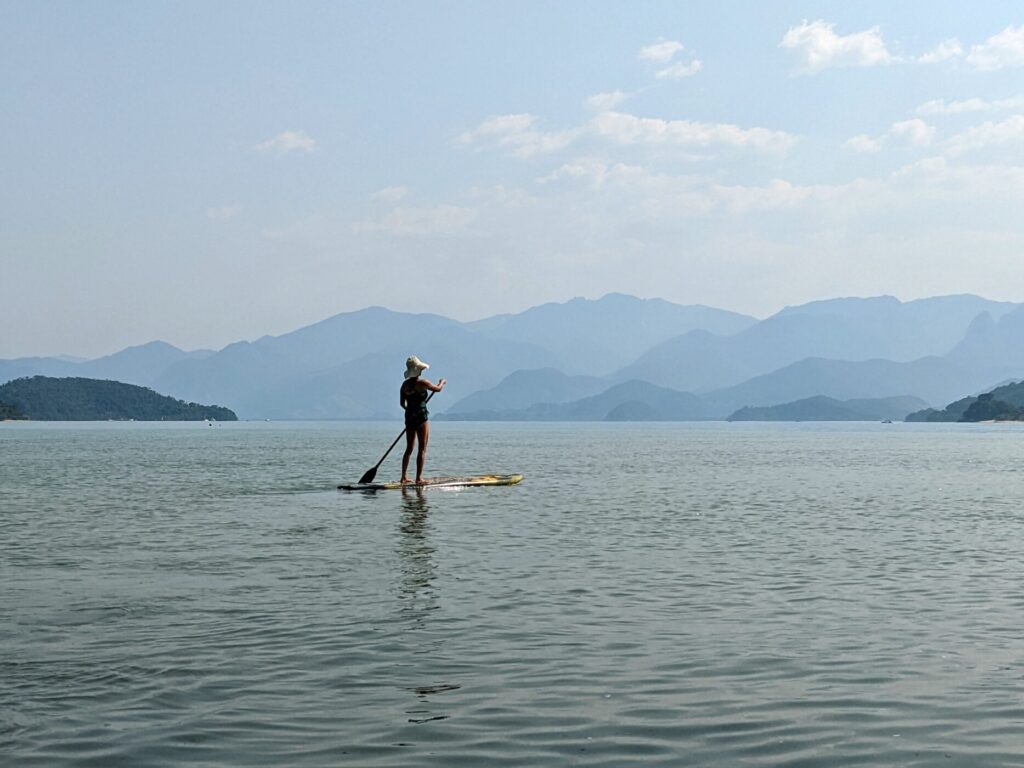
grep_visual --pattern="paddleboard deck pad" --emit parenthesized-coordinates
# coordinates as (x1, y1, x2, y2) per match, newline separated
(338, 473, 523, 491)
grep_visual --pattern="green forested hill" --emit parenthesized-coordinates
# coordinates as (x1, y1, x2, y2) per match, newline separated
(1, 401, 27, 420)
(906, 380, 1024, 422)
(0, 376, 237, 421)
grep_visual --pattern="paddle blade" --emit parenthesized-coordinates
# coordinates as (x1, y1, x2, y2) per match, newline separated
(357, 466, 378, 485)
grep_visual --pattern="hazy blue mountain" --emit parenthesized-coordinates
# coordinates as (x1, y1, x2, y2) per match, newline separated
(0, 356, 80, 384)
(700, 356, 992, 418)
(253, 344, 566, 420)
(468, 293, 757, 376)
(613, 295, 1022, 393)
(152, 340, 304, 417)
(946, 306, 1024, 380)
(446, 368, 608, 415)
(447, 356, 963, 422)
(728, 395, 929, 422)
(75, 341, 212, 386)
(613, 312, 892, 393)
(444, 380, 708, 421)
(246, 354, 393, 420)
(153, 309, 561, 418)
(774, 294, 1019, 356)
(587, 381, 707, 420)
(611, 329, 759, 393)
(257, 306, 470, 370)
(8, 293, 1022, 420)
(0, 341, 211, 388)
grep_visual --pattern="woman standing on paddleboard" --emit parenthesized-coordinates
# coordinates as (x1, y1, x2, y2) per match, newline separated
(400, 356, 445, 485)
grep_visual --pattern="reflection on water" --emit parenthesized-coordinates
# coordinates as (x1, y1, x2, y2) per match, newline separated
(5, 422, 1024, 767)
(398, 486, 435, 609)
(396, 486, 460, 726)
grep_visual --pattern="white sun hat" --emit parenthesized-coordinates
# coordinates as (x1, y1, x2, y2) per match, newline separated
(404, 355, 430, 379)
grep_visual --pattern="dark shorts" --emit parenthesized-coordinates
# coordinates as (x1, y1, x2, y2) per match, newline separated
(405, 411, 428, 430)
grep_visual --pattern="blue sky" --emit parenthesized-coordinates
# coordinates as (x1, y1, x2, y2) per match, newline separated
(3, 1, 1024, 357)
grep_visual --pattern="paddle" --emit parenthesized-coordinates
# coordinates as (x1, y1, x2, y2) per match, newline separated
(357, 390, 436, 485)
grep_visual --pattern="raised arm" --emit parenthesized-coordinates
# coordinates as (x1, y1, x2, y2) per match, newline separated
(422, 377, 446, 393)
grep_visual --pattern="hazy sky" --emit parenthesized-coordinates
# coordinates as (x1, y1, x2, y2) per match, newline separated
(4, 1, 1024, 358)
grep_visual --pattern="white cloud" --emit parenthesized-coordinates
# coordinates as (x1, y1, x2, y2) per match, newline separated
(254, 130, 317, 154)
(459, 113, 570, 157)
(945, 114, 1024, 156)
(370, 186, 409, 203)
(206, 204, 242, 221)
(353, 205, 477, 237)
(892, 156, 1024, 205)
(532, 154, 1024, 242)
(637, 38, 702, 80)
(917, 96, 1024, 115)
(258, 148, 1024, 328)
(459, 113, 535, 143)
(458, 113, 579, 158)
(842, 120, 934, 153)
(656, 59, 704, 79)
(533, 158, 889, 223)
(462, 110, 795, 159)
(585, 90, 630, 111)
(712, 177, 883, 215)
(780, 19, 892, 73)
(591, 111, 797, 155)
(918, 38, 963, 64)
(966, 25, 1024, 71)
(843, 134, 883, 153)
(537, 158, 612, 186)
(890, 119, 935, 147)
(638, 40, 684, 63)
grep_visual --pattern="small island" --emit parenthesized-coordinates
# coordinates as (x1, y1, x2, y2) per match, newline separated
(0, 376, 237, 421)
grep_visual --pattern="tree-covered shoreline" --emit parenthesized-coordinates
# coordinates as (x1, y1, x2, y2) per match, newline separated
(0, 401, 27, 420)
(0, 376, 237, 421)
(906, 381, 1024, 422)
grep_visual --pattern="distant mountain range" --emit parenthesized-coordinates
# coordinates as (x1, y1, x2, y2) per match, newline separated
(728, 395, 930, 422)
(3, 293, 1023, 421)
(0, 341, 214, 387)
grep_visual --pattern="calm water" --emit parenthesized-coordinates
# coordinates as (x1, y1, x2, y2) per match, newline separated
(2, 421, 1024, 767)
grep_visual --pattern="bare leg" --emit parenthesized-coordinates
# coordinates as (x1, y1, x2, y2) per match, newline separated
(400, 425, 416, 483)
(415, 421, 430, 483)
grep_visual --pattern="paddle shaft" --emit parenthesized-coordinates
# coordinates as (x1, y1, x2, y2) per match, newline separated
(358, 389, 436, 484)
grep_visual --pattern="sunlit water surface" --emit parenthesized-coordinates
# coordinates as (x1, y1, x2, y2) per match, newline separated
(2, 421, 1024, 767)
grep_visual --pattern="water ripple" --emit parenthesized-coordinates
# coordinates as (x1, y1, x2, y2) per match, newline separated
(3, 422, 1024, 766)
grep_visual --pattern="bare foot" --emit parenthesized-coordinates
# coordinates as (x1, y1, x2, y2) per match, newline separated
(414, 477, 425, 485)
(400, 477, 411, 485)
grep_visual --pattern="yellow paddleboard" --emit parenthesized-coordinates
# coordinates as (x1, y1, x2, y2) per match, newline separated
(338, 473, 523, 491)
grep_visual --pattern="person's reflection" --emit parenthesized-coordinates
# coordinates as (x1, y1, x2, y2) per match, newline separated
(397, 487, 458, 725)
(398, 486, 436, 622)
